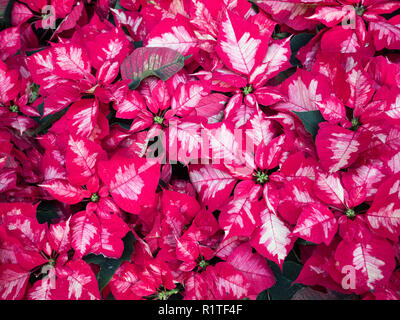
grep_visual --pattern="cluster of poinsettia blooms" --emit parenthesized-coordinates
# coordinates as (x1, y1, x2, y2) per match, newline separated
(1, 0, 400, 300)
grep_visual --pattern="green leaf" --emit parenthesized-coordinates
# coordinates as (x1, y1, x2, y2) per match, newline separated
(83, 232, 136, 292)
(114, 0, 125, 10)
(32, 105, 69, 136)
(289, 33, 315, 67)
(96, 258, 121, 291)
(133, 41, 143, 49)
(1, 0, 14, 28)
(113, 119, 132, 130)
(258, 260, 303, 300)
(120, 231, 136, 262)
(25, 47, 47, 57)
(120, 47, 186, 90)
(0, 0, 8, 23)
(36, 201, 60, 224)
(266, 67, 297, 86)
(291, 287, 358, 300)
(292, 110, 325, 140)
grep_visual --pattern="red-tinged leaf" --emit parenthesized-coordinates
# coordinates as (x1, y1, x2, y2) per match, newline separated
(244, 110, 277, 148)
(62, 99, 99, 138)
(52, 0, 74, 18)
(0, 169, 16, 193)
(53, 260, 101, 300)
(249, 10, 276, 38)
(227, 243, 275, 295)
(161, 189, 200, 223)
(175, 237, 199, 263)
(280, 152, 318, 181)
(205, 262, 250, 299)
(0, 27, 20, 61)
(11, 2, 33, 25)
(295, 244, 344, 292)
(316, 123, 369, 173)
(96, 60, 120, 85)
(0, 202, 38, 220)
(52, 1, 84, 36)
(159, 209, 185, 256)
(70, 210, 100, 257)
(250, 209, 295, 268)
(53, 44, 94, 82)
(26, 268, 57, 300)
(211, 69, 248, 89)
(366, 175, 400, 241)
(224, 98, 256, 128)
(190, 209, 221, 240)
(3, 213, 46, 251)
(321, 27, 361, 54)
(254, 0, 318, 31)
(369, 17, 400, 51)
(215, 236, 247, 260)
(260, 135, 286, 170)
(91, 214, 130, 259)
(256, 84, 287, 105)
(315, 96, 347, 124)
(27, 48, 68, 93)
(370, 126, 400, 157)
(0, 63, 19, 105)
(338, 215, 373, 243)
(293, 203, 338, 246)
(10, 116, 37, 135)
(39, 179, 86, 205)
(183, 272, 210, 300)
(142, 79, 171, 114)
(369, 2, 400, 14)
(145, 15, 198, 57)
(274, 69, 331, 112)
(314, 172, 347, 207)
(202, 122, 255, 177)
(48, 219, 71, 255)
(66, 135, 106, 186)
(26, 267, 57, 300)
(41, 153, 67, 181)
(86, 27, 130, 70)
(249, 37, 291, 88)
(171, 81, 209, 117)
(375, 88, 400, 124)
(219, 196, 262, 240)
(141, 259, 175, 291)
(189, 164, 236, 212)
(42, 85, 81, 117)
(98, 155, 160, 214)
(110, 8, 144, 40)
(278, 178, 318, 225)
(297, 30, 327, 70)
(109, 262, 155, 299)
(167, 118, 204, 165)
(189, 0, 218, 39)
(194, 93, 227, 123)
(0, 227, 20, 266)
(345, 67, 375, 112)
(367, 289, 400, 301)
(216, 9, 265, 76)
(342, 160, 385, 203)
(120, 47, 185, 89)
(0, 264, 30, 300)
(307, 6, 347, 27)
(335, 238, 396, 293)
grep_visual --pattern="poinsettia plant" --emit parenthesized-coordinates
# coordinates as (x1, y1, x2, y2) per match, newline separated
(0, 0, 400, 301)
